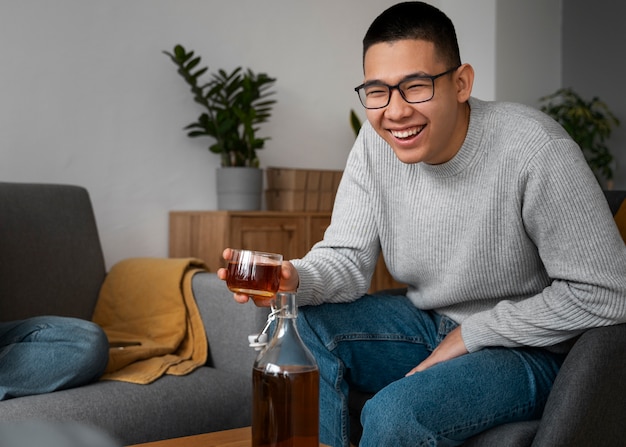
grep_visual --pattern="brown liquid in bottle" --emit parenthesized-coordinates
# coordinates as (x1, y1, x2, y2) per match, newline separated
(252, 366, 320, 447)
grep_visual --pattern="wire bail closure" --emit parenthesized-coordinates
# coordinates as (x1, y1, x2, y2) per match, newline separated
(248, 304, 281, 351)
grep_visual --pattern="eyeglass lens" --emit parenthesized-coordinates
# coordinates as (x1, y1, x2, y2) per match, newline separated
(358, 77, 434, 109)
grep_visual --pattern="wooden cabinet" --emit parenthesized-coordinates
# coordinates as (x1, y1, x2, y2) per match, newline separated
(169, 211, 325, 272)
(169, 210, 403, 292)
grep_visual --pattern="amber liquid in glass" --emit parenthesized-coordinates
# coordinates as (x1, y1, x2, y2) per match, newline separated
(227, 261, 281, 297)
(252, 366, 320, 447)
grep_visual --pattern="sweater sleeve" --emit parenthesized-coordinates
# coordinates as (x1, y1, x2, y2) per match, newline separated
(461, 137, 626, 352)
(291, 124, 382, 306)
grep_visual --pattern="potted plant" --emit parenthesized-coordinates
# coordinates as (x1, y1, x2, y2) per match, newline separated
(539, 87, 620, 188)
(163, 44, 277, 210)
(350, 109, 362, 138)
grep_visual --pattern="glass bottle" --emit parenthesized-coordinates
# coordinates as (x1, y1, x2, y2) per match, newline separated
(252, 291, 319, 447)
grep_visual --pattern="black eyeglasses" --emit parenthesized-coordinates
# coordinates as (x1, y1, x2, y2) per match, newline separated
(354, 66, 460, 109)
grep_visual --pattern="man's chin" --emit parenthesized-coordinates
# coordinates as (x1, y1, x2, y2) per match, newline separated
(391, 147, 426, 165)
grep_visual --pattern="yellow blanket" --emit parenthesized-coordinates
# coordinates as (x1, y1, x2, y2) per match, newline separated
(93, 257, 209, 384)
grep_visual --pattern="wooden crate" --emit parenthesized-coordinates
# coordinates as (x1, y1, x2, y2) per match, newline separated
(265, 167, 342, 211)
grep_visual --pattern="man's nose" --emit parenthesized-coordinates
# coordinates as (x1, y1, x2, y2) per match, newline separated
(385, 88, 413, 118)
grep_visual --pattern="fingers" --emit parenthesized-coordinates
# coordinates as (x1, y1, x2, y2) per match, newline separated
(405, 356, 435, 376)
(279, 261, 300, 291)
(405, 326, 468, 376)
(406, 366, 419, 377)
(219, 248, 247, 303)
(233, 293, 251, 304)
(218, 248, 233, 281)
(218, 247, 235, 281)
(222, 247, 233, 261)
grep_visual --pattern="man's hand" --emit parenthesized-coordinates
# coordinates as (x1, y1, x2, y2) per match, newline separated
(216, 248, 299, 306)
(406, 326, 468, 376)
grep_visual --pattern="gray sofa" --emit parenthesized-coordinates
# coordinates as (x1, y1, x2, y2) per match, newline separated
(0, 182, 270, 445)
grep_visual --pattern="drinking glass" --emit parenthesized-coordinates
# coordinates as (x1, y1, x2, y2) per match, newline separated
(226, 249, 283, 306)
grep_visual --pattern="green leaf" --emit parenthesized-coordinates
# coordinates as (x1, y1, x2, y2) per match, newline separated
(192, 67, 208, 79)
(539, 87, 619, 183)
(350, 109, 362, 137)
(174, 44, 186, 59)
(185, 56, 201, 71)
(163, 44, 276, 166)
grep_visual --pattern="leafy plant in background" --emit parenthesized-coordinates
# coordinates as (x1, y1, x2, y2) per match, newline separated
(540, 88, 620, 184)
(350, 109, 362, 138)
(163, 44, 277, 167)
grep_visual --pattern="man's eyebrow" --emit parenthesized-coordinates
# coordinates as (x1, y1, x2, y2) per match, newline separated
(363, 71, 432, 86)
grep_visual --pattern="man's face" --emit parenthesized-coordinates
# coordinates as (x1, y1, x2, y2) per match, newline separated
(363, 39, 470, 165)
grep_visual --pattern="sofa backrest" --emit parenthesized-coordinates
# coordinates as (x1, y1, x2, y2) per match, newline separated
(604, 190, 626, 243)
(0, 182, 106, 322)
(604, 190, 626, 215)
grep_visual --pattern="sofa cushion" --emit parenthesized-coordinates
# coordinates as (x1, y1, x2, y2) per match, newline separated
(463, 421, 539, 447)
(0, 366, 251, 445)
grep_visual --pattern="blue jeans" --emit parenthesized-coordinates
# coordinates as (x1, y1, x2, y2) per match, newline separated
(0, 316, 109, 400)
(296, 295, 564, 447)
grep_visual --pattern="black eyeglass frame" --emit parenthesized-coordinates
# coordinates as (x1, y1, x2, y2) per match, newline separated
(354, 65, 461, 109)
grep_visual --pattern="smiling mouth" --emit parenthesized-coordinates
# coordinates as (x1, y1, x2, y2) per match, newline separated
(390, 125, 425, 140)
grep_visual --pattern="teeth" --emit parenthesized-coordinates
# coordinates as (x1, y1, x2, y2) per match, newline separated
(391, 126, 423, 138)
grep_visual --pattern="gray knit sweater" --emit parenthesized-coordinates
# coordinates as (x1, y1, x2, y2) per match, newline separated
(292, 97, 626, 353)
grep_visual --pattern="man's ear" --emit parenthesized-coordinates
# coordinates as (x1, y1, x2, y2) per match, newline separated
(455, 63, 474, 102)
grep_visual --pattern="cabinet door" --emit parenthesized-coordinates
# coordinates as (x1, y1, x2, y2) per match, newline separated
(169, 212, 231, 272)
(309, 216, 331, 248)
(230, 216, 309, 261)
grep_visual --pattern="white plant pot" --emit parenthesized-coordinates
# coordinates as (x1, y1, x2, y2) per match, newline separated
(216, 167, 263, 211)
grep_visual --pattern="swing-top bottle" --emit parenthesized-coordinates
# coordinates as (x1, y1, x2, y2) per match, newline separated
(252, 291, 319, 447)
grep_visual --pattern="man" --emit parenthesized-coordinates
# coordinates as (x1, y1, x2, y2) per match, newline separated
(220, 2, 626, 445)
(0, 316, 109, 400)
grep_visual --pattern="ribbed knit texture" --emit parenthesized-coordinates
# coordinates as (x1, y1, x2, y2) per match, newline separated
(292, 98, 626, 352)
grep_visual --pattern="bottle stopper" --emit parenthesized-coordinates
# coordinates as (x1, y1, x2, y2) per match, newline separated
(248, 333, 268, 350)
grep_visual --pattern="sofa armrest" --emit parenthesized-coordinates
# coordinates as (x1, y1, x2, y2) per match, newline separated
(191, 272, 270, 375)
(532, 323, 626, 446)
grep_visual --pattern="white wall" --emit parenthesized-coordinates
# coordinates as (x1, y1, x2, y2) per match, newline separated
(562, 0, 626, 189)
(495, 0, 562, 107)
(0, 1, 559, 269)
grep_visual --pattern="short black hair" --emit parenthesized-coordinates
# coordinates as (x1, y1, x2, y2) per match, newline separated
(363, 2, 461, 68)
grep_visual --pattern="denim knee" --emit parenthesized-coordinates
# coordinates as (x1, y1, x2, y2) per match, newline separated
(53, 318, 109, 383)
(0, 317, 110, 399)
(360, 391, 463, 447)
(76, 321, 109, 380)
(360, 391, 434, 447)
